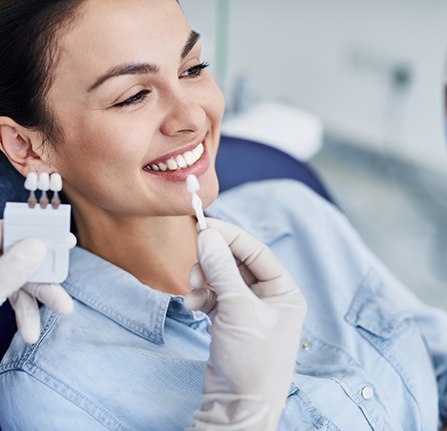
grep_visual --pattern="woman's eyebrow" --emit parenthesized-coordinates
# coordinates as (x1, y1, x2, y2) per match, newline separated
(87, 30, 201, 93)
(88, 63, 159, 92)
(181, 30, 200, 60)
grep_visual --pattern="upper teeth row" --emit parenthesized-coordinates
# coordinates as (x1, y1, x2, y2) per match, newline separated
(146, 143, 204, 172)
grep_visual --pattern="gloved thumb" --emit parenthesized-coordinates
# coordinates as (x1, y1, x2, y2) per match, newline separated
(197, 228, 255, 302)
(0, 239, 46, 303)
(184, 287, 217, 314)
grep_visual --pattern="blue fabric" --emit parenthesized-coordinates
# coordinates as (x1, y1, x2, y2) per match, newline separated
(0, 136, 335, 361)
(1, 179, 446, 430)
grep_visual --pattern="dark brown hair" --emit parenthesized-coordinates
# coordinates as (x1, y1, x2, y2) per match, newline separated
(0, 0, 86, 143)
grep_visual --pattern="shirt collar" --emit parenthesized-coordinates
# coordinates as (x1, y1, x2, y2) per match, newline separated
(63, 247, 172, 345)
(206, 182, 292, 245)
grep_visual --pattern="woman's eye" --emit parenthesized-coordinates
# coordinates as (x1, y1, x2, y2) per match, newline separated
(113, 90, 150, 108)
(180, 61, 209, 78)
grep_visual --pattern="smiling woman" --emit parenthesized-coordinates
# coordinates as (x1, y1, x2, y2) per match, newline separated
(0, 1, 446, 430)
(1, 0, 224, 294)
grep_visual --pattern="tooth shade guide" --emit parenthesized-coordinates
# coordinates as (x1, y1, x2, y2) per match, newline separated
(25, 173, 39, 208)
(27, 192, 37, 208)
(51, 193, 61, 209)
(50, 173, 63, 192)
(38, 172, 50, 191)
(186, 174, 207, 231)
(186, 174, 200, 193)
(24, 172, 38, 191)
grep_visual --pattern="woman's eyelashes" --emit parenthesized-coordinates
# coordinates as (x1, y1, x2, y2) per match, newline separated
(112, 62, 210, 109)
(180, 61, 209, 78)
(113, 89, 150, 108)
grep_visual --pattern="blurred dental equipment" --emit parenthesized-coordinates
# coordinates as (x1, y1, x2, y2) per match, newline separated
(186, 174, 207, 231)
(222, 100, 324, 162)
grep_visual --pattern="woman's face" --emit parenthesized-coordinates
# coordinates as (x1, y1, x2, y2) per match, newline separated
(46, 0, 225, 217)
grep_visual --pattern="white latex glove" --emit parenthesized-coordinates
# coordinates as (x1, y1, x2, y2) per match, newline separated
(185, 218, 307, 431)
(0, 220, 75, 344)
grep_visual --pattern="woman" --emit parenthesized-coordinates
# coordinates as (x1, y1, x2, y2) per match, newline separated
(0, 0, 446, 430)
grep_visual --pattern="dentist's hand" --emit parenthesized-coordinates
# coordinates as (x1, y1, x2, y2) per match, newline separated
(185, 218, 307, 431)
(0, 221, 74, 344)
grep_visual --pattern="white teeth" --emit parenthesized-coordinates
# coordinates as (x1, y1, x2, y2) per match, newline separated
(167, 159, 178, 171)
(183, 151, 195, 166)
(176, 154, 187, 168)
(145, 141, 204, 172)
(192, 144, 203, 158)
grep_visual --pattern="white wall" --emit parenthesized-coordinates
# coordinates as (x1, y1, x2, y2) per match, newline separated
(181, 0, 447, 173)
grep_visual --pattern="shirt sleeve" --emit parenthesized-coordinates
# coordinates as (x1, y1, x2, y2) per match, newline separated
(0, 371, 112, 431)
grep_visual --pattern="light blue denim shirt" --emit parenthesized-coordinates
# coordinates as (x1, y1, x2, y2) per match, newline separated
(1, 179, 446, 431)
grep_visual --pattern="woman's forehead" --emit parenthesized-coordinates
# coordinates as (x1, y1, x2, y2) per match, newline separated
(52, 0, 190, 88)
(59, 0, 188, 63)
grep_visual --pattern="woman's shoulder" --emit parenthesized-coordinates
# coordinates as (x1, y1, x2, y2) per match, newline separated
(208, 179, 365, 251)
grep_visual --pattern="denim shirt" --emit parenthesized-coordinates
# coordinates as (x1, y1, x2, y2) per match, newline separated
(1, 179, 446, 431)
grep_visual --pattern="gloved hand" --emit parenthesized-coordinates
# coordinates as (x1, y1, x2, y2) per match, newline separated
(0, 221, 75, 344)
(185, 218, 307, 431)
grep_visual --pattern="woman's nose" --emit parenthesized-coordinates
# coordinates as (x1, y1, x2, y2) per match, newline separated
(159, 87, 206, 136)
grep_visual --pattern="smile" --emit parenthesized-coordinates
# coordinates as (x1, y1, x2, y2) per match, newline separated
(144, 143, 204, 172)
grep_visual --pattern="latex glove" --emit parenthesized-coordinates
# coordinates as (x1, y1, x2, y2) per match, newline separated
(185, 218, 307, 431)
(0, 220, 75, 343)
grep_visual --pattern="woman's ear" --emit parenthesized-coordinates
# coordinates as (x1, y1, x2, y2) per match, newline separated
(0, 117, 51, 176)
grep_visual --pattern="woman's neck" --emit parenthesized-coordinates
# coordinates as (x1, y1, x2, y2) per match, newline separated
(72, 207, 198, 296)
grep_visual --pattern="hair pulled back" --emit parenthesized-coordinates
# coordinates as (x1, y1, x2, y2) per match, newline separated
(0, 0, 86, 142)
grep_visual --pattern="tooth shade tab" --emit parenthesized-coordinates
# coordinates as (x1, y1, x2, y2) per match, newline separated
(50, 173, 63, 192)
(145, 142, 204, 172)
(24, 172, 38, 191)
(186, 174, 200, 193)
(38, 172, 50, 191)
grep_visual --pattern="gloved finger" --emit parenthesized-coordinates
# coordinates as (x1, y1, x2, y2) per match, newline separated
(205, 218, 295, 297)
(184, 287, 217, 314)
(189, 262, 207, 289)
(23, 283, 74, 314)
(67, 233, 77, 249)
(190, 256, 256, 290)
(197, 228, 256, 301)
(0, 238, 46, 302)
(9, 290, 41, 344)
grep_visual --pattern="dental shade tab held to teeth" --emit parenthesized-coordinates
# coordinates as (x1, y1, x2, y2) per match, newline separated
(186, 174, 207, 231)
(3, 173, 72, 283)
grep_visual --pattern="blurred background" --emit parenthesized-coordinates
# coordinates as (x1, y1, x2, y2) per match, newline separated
(182, 0, 447, 310)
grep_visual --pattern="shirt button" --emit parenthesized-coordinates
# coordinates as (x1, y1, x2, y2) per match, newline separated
(361, 386, 374, 400)
(301, 341, 311, 351)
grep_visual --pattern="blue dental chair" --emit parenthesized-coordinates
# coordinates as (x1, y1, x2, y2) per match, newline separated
(0, 135, 335, 362)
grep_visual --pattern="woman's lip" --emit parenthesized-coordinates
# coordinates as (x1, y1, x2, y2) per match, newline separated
(144, 133, 207, 167)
